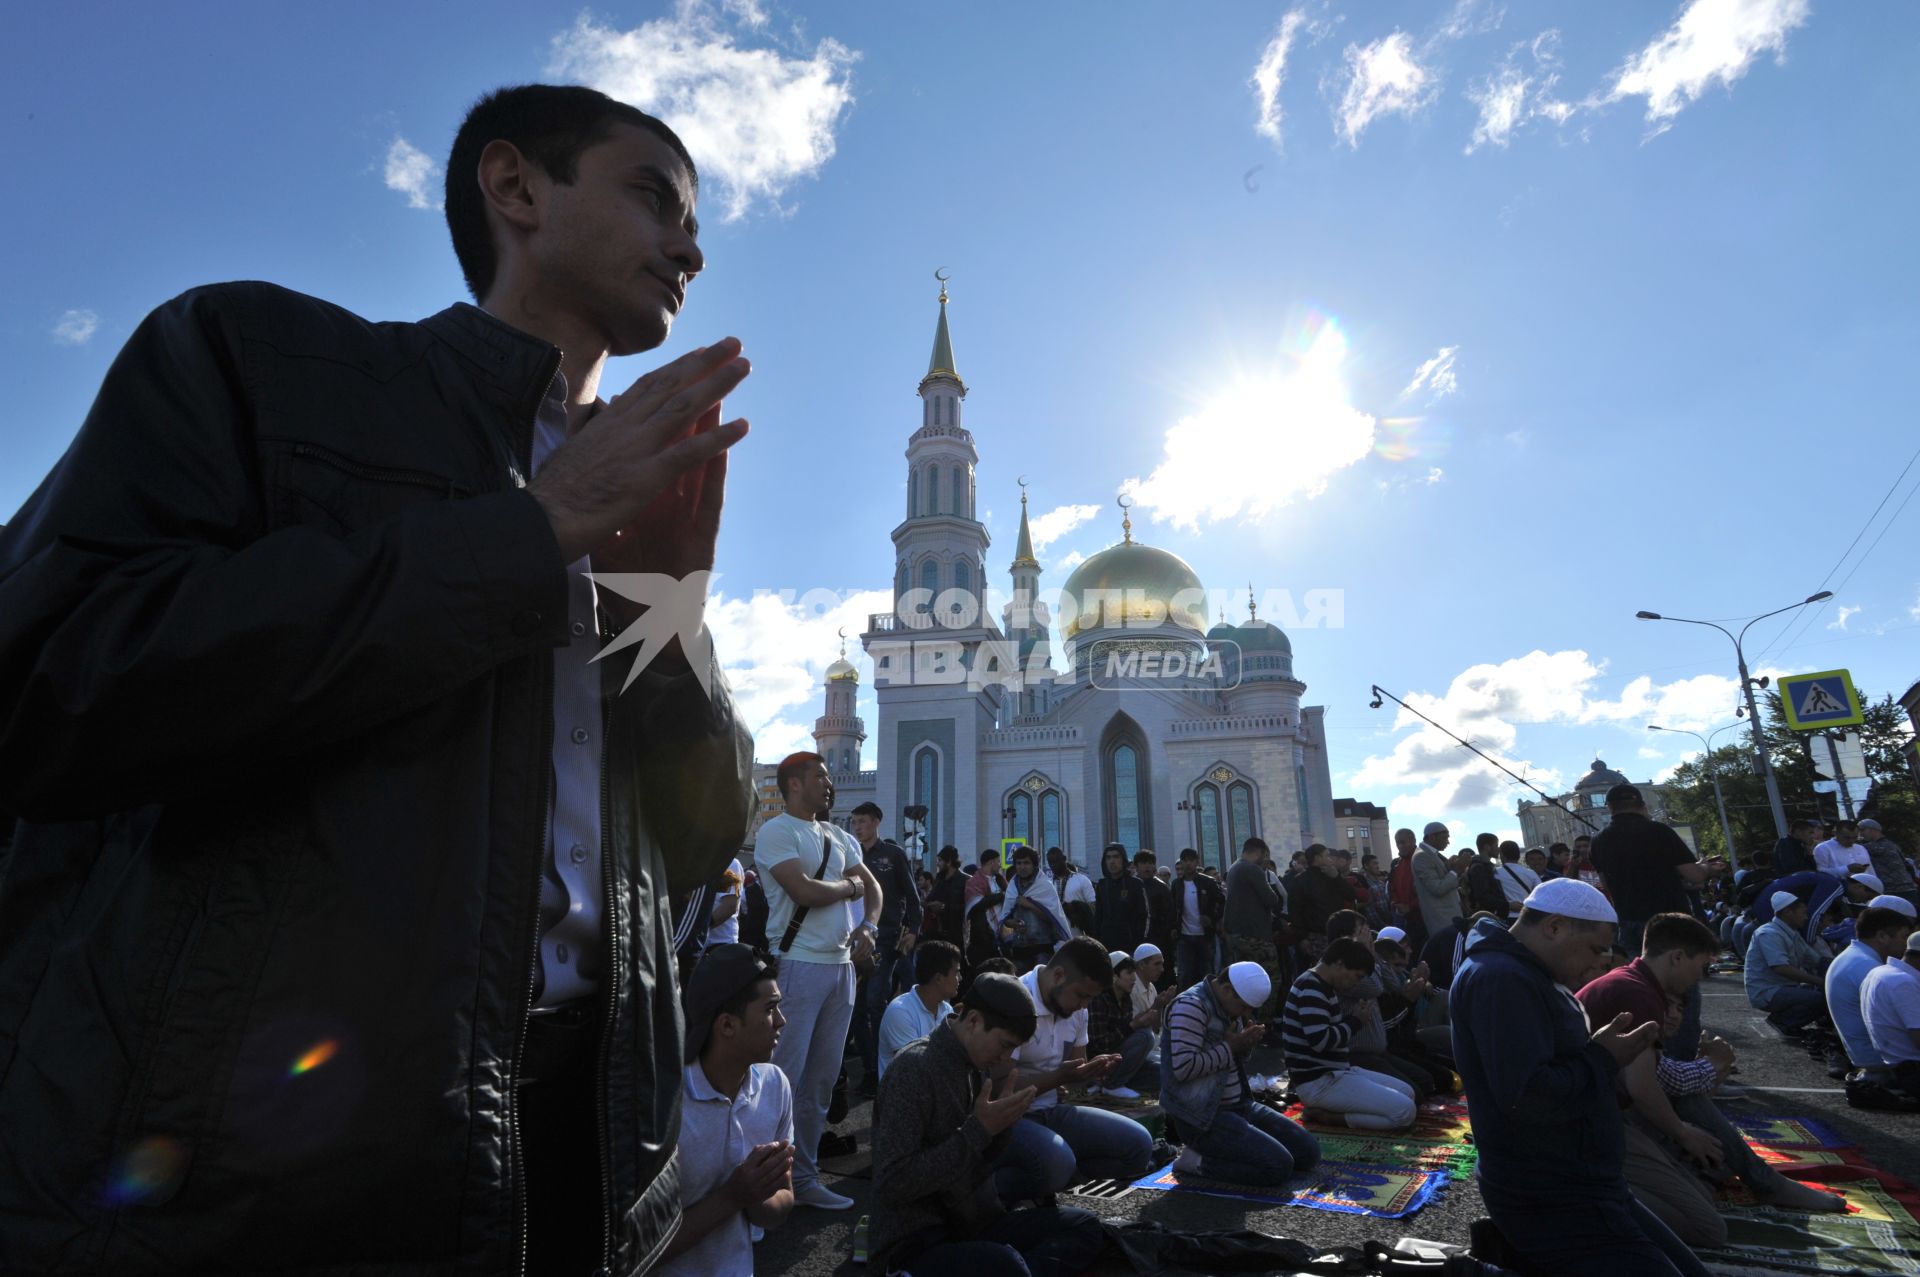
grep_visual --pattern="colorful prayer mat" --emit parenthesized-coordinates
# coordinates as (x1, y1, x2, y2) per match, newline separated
(1697, 1200, 1920, 1276)
(1129, 1158, 1449, 1219)
(1310, 1132, 1479, 1176)
(1729, 1114, 1851, 1150)
(1278, 1096, 1475, 1144)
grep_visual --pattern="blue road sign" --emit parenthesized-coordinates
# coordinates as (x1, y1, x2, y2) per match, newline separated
(1778, 668, 1864, 731)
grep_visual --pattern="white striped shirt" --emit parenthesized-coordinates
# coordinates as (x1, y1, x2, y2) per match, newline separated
(1282, 970, 1351, 1085)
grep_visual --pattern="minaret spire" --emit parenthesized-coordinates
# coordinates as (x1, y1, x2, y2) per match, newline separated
(1012, 476, 1039, 569)
(920, 268, 964, 394)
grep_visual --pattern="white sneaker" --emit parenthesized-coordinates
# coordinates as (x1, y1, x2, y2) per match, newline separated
(794, 1181, 856, 1211)
(1085, 1084, 1104, 1096)
(1173, 1146, 1204, 1176)
(1102, 1085, 1141, 1100)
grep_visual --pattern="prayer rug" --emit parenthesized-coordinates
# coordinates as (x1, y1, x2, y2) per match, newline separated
(1729, 1114, 1851, 1150)
(1279, 1096, 1474, 1145)
(1310, 1132, 1479, 1176)
(1129, 1159, 1449, 1219)
(1696, 1201, 1920, 1276)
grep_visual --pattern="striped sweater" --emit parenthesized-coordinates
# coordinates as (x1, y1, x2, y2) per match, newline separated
(1164, 984, 1244, 1109)
(1282, 969, 1352, 1085)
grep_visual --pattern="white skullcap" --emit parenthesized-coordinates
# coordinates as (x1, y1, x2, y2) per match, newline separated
(1132, 943, 1163, 963)
(1869, 895, 1918, 919)
(1423, 821, 1450, 838)
(1908, 930, 1920, 954)
(1226, 961, 1272, 1008)
(1109, 950, 1131, 969)
(1850, 872, 1885, 895)
(1771, 890, 1801, 911)
(1376, 926, 1408, 945)
(1522, 877, 1619, 924)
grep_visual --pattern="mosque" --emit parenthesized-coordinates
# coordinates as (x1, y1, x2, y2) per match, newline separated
(803, 282, 1338, 869)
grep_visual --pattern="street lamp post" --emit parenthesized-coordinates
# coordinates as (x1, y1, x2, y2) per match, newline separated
(1635, 591, 1831, 841)
(1647, 722, 1743, 858)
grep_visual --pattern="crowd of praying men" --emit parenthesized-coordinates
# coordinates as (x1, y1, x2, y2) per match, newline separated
(665, 753, 1917, 1277)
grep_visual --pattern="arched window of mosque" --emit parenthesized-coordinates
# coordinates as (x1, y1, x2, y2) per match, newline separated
(914, 747, 939, 844)
(897, 560, 907, 598)
(955, 558, 971, 597)
(1296, 766, 1313, 841)
(1111, 744, 1142, 850)
(1195, 784, 1223, 866)
(1041, 790, 1062, 850)
(1227, 782, 1255, 852)
(908, 470, 917, 519)
(1009, 792, 1031, 844)
(920, 559, 939, 602)
(951, 466, 963, 517)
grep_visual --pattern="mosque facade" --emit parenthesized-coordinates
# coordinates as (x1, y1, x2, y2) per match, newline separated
(803, 285, 1338, 868)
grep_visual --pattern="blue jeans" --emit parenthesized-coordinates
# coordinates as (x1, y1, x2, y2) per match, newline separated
(1000, 1102, 1154, 1192)
(1761, 983, 1826, 1031)
(1107, 1028, 1160, 1093)
(1185, 1102, 1321, 1185)
(1175, 934, 1213, 990)
(884, 1205, 1105, 1277)
(1491, 1193, 1709, 1277)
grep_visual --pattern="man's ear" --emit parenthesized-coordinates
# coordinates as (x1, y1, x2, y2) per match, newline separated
(476, 139, 541, 238)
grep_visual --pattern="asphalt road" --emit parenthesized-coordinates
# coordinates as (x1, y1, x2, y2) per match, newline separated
(753, 970, 1920, 1275)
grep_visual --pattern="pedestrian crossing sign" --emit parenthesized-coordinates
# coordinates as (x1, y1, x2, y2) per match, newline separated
(1778, 668, 1864, 731)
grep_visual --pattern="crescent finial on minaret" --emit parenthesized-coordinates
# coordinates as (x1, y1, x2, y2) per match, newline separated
(1117, 492, 1134, 544)
(934, 267, 950, 303)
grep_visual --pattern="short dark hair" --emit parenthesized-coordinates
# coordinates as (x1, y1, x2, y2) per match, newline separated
(1476, 832, 1499, 850)
(972, 956, 1015, 978)
(1242, 836, 1270, 857)
(937, 844, 960, 864)
(960, 982, 1035, 1041)
(1791, 817, 1822, 833)
(1322, 937, 1376, 973)
(914, 940, 962, 985)
(1641, 912, 1719, 958)
(775, 751, 825, 799)
(1326, 909, 1368, 941)
(1550, 842, 1571, 856)
(1858, 906, 1911, 943)
(1010, 845, 1037, 867)
(852, 801, 883, 819)
(445, 84, 697, 301)
(1305, 843, 1329, 865)
(1499, 841, 1522, 862)
(1133, 850, 1157, 866)
(1605, 783, 1643, 808)
(981, 848, 1001, 864)
(1178, 848, 1200, 862)
(1048, 936, 1114, 984)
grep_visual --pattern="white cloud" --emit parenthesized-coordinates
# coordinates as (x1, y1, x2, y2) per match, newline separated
(1401, 345, 1460, 399)
(1026, 503, 1101, 552)
(1054, 550, 1087, 573)
(50, 308, 98, 346)
(383, 136, 442, 211)
(1333, 32, 1438, 147)
(1350, 649, 1783, 821)
(1464, 31, 1573, 153)
(1504, 429, 1530, 447)
(1826, 605, 1860, 632)
(706, 585, 893, 761)
(1124, 322, 1375, 531)
(1607, 0, 1811, 132)
(549, 5, 857, 222)
(1423, 466, 1445, 485)
(1251, 11, 1308, 148)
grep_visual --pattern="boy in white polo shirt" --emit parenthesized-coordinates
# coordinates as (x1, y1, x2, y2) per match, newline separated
(658, 945, 794, 1277)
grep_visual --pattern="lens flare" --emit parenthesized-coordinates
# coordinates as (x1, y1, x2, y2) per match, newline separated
(289, 1039, 338, 1077)
(102, 1136, 185, 1206)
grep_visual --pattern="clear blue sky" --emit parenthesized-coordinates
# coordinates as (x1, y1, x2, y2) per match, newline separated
(5, 1, 1915, 842)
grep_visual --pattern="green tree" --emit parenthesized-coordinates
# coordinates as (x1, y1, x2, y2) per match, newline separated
(1659, 690, 1917, 861)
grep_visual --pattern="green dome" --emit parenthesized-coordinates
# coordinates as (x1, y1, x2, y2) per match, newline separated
(1232, 619, 1293, 655)
(1060, 541, 1207, 639)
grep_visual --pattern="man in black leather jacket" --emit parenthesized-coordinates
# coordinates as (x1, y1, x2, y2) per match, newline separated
(0, 85, 754, 1275)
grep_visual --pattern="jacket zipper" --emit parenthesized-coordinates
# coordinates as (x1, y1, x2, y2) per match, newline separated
(289, 441, 469, 496)
(594, 688, 616, 1275)
(511, 356, 562, 1277)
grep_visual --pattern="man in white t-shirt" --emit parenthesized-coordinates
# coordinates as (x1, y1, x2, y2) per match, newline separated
(993, 938, 1153, 1198)
(709, 856, 745, 946)
(1814, 822, 1874, 879)
(756, 752, 880, 1211)
(657, 945, 794, 1277)
(1050, 847, 1096, 918)
(1495, 843, 1541, 911)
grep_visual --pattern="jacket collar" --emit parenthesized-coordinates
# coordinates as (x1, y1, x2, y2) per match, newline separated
(420, 302, 561, 406)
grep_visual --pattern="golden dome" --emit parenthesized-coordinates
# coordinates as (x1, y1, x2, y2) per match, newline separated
(826, 657, 859, 683)
(1059, 541, 1208, 639)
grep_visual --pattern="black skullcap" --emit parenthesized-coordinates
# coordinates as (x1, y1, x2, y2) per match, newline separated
(682, 943, 777, 1064)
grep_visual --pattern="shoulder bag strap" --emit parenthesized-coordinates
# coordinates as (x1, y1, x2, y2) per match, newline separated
(777, 834, 836, 954)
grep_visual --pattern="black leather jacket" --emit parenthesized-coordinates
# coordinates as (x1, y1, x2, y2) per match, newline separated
(0, 285, 754, 1274)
